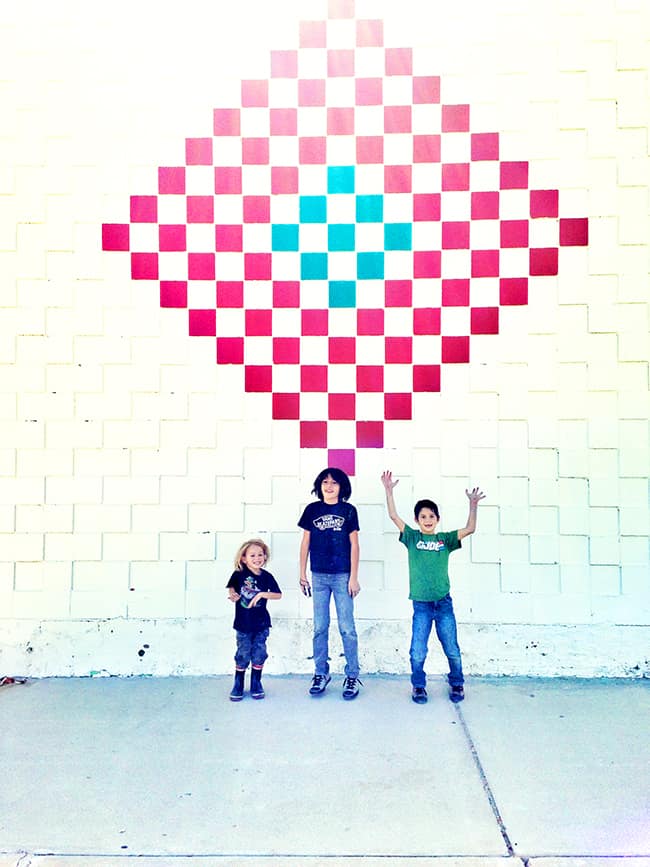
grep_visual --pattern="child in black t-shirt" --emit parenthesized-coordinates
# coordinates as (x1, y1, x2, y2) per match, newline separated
(226, 538, 282, 701)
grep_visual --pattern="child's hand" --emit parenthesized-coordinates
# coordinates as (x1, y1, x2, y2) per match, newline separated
(381, 470, 399, 491)
(249, 592, 263, 607)
(228, 590, 240, 603)
(466, 487, 486, 506)
(348, 577, 360, 598)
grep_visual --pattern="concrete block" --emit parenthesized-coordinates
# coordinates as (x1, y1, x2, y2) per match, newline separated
(44, 532, 101, 561)
(15, 504, 72, 533)
(130, 561, 185, 591)
(0, 476, 44, 506)
(619, 536, 649, 567)
(74, 504, 131, 533)
(530, 535, 560, 566)
(17, 447, 73, 477)
(73, 560, 129, 592)
(11, 590, 70, 619)
(103, 420, 159, 449)
(126, 590, 186, 619)
(103, 476, 160, 506)
(45, 476, 102, 505)
(590, 564, 621, 594)
(46, 420, 102, 449)
(159, 531, 215, 561)
(103, 533, 158, 561)
(160, 475, 215, 506)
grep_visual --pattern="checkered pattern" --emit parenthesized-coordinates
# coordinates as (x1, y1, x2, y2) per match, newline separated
(102, 1, 588, 471)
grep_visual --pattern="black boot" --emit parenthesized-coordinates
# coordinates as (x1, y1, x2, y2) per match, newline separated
(229, 669, 246, 702)
(250, 666, 265, 700)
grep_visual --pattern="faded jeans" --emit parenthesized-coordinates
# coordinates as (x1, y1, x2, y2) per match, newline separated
(312, 572, 359, 678)
(410, 595, 464, 688)
(234, 628, 269, 669)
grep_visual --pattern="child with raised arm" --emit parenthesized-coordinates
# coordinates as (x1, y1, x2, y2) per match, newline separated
(381, 471, 485, 705)
(226, 538, 282, 702)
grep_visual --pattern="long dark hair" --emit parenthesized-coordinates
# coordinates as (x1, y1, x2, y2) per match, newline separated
(311, 467, 352, 502)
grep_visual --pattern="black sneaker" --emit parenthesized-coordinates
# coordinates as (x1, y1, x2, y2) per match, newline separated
(450, 685, 465, 703)
(309, 674, 331, 696)
(412, 686, 428, 704)
(342, 676, 361, 700)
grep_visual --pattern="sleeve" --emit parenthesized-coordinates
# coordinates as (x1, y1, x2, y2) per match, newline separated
(265, 571, 281, 594)
(447, 530, 462, 552)
(398, 524, 413, 547)
(297, 504, 312, 530)
(347, 504, 360, 533)
(226, 571, 239, 590)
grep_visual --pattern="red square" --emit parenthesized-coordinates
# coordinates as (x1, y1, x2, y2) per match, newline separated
(130, 196, 157, 223)
(217, 337, 243, 364)
(242, 138, 269, 165)
(385, 165, 411, 193)
(560, 218, 588, 246)
(302, 309, 328, 335)
(500, 277, 528, 306)
(413, 365, 441, 392)
(385, 47, 412, 76)
(243, 196, 270, 223)
(215, 167, 242, 195)
(357, 421, 384, 448)
(329, 0, 355, 18)
(159, 225, 186, 252)
(160, 281, 187, 308)
(188, 253, 215, 280)
(413, 193, 440, 222)
(500, 220, 529, 248)
(471, 132, 499, 161)
(442, 222, 470, 250)
(384, 105, 411, 133)
(131, 253, 158, 280)
(273, 281, 300, 307)
(471, 307, 499, 335)
(413, 76, 440, 104)
(385, 393, 412, 420)
(272, 167, 299, 194)
(329, 337, 355, 363)
(245, 309, 272, 336)
(245, 366, 272, 392)
(442, 104, 470, 133)
(385, 337, 412, 363)
(472, 191, 499, 220)
(357, 309, 384, 335)
(530, 189, 559, 218)
(273, 338, 300, 364)
(357, 136, 383, 164)
(217, 281, 243, 308)
(385, 280, 412, 307)
(329, 393, 355, 419)
(442, 163, 469, 191)
(213, 108, 240, 136)
(442, 336, 470, 363)
(328, 49, 355, 77)
(471, 250, 499, 278)
(300, 20, 326, 48)
(301, 365, 328, 392)
(298, 79, 326, 106)
(270, 108, 297, 136)
(328, 448, 355, 476)
(241, 80, 268, 107)
(357, 366, 383, 392)
(301, 421, 327, 448)
(442, 279, 470, 306)
(189, 309, 216, 336)
(102, 223, 129, 251)
(187, 196, 214, 223)
(413, 308, 441, 335)
(300, 137, 327, 164)
(273, 393, 300, 420)
(500, 161, 529, 189)
(271, 50, 298, 79)
(186, 138, 212, 166)
(328, 107, 355, 135)
(414, 251, 441, 278)
(530, 248, 558, 276)
(356, 78, 382, 106)
(158, 167, 185, 194)
(413, 135, 441, 163)
(244, 253, 272, 280)
(356, 19, 383, 47)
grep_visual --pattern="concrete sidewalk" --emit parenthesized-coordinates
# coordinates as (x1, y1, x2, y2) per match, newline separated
(1, 675, 649, 866)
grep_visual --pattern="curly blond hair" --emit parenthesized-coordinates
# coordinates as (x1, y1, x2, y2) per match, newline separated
(233, 538, 270, 571)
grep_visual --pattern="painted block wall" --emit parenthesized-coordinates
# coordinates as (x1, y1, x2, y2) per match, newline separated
(0, 0, 648, 677)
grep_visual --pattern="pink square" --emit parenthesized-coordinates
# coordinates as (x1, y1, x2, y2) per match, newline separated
(159, 225, 186, 252)
(245, 253, 272, 280)
(357, 421, 384, 448)
(217, 281, 244, 308)
(186, 138, 213, 166)
(187, 196, 214, 223)
(471, 307, 499, 335)
(357, 309, 384, 335)
(131, 253, 158, 280)
(442, 104, 470, 133)
(298, 79, 326, 106)
(471, 132, 499, 161)
(472, 191, 499, 220)
(442, 279, 470, 306)
(500, 277, 528, 306)
(413, 308, 441, 335)
(102, 223, 129, 251)
(414, 251, 441, 278)
(442, 163, 469, 191)
(385, 337, 412, 363)
(530, 248, 558, 276)
(242, 138, 269, 165)
(329, 337, 356, 363)
(130, 196, 157, 223)
(273, 337, 300, 364)
(413, 193, 440, 222)
(273, 281, 300, 307)
(300, 137, 327, 164)
(357, 365, 384, 392)
(384, 106, 411, 134)
(530, 189, 559, 218)
(329, 393, 355, 420)
(271, 50, 298, 78)
(245, 366, 272, 392)
(442, 222, 470, 250)
(385, 47, 412, 76)
(356, 19, 383, 46)
(213, 108, 240, 136)
(500, 220, 529, 248)
(413, 76, 440, 104)
(385, 165, 411, 192)
(215, 167, 242, 195)
(273, 393, 300, 420)
(328, 107, 355, 135)
(302, 309, 328, 335)
(413, 365, 440, 392)
(246, 309, 272, 336)
(158, 167, 185, 194)
(215, 224, 243, 252)
(243, 196, 270, 223)
(272, 167, 299, 194)
(442, 336, 470, 364)
(385, 393, 412, 420)
(471, 250, 499, 278)
(328, 448, 355, 476)
(301, 365, 328, 392)
(301, 421, 327, 449)
(385, 280, 412, 307)
(271, 108, 297, 136)
(241, 80, 268, 107)
(160, 281, 187, 308)
(356, 78, 382, 106)
(413, 135, 441, 163)
(300, 20, 326, 48)
(329, 0, 355, 18)
(560, 218, 588, 246)
(328, 49, 355, 77)
(189, 309, 216, 336)
(500, 161, 529, 189)
(188, 253, 215, 280)
(217, 337, 243, 364)
(357, 136, 383, 164)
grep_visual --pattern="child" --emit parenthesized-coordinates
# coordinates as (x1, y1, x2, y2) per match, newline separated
(381, 471, 485, 705)
(226, 538, 282, 701)
(298, 467, 361, 700)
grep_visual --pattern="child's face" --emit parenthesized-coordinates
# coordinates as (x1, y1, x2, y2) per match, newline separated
(321, 474, 340, 503)
(416, 507, 439, 534)
(241, 544, 266, 574)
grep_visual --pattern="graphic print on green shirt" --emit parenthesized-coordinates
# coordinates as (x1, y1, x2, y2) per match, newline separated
(399, 525, 461, 602)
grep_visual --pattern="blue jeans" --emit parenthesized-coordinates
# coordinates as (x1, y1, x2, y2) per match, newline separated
(410, 595, 464, 689)
(312, 573, 359, 678)
(234, 628, 269, 669)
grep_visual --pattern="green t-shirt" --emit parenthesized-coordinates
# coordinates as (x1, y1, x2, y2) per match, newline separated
(399, 525, 462, 602)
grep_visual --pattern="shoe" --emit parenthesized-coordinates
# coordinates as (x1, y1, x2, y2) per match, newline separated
(309, 674, 331, 696)
(412, 686, 428, 704)
(229, 669, 245, 702)
(342, 676, 362, 701)
(250, 667, 265, 700)
(450, 685, 465, 703)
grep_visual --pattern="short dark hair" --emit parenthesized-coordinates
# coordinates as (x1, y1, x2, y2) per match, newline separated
(312, 467, 352, 502)
(414, 498, 439, 520)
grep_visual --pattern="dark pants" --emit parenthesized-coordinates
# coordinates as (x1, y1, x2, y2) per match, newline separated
(234, 628, 269, 669)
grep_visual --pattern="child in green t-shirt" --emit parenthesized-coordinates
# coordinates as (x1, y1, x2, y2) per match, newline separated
(381, 471, 485, 705)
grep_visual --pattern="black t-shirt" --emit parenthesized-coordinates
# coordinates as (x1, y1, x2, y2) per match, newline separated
(298, 500, 360, 573)
(226, 566, 281, 633)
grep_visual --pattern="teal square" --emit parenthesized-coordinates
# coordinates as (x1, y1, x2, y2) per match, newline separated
(357, 252, 384, 280)
(301, 252, 328, 280)
(329, 281, 356, 308)
(356, 195, 383, 223)
(328, 166, 355, 194)
(300, 196, 327, 223)
(384, 223, 412, 250)
(272, 224, 299, 251)
(328, 224, 355, 252)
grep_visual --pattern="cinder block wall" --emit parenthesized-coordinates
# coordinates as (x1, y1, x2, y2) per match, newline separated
(1, 0, 648, 677)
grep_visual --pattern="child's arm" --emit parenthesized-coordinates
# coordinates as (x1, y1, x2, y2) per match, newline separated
(299, 530, 311, 592)
(348, 530, 360, 597)
(249, 590, 282, 607)
(458, 487, 486, 540)
(227, 588, 240, 602)
(381, 470, 406, 533)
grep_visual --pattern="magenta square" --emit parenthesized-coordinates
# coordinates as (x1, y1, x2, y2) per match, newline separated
(189, 309, 216, 336)
(329, 393, 355, 419)
(329, 0, 355, 18)
(328, 49, 355, 77)
(413, 364, 440, 392)
(273, 281, 300, 307)
(328, 107, 355, 135)
(560, 218, 588, 246)
(357, 421, 384, 448)
(442, 336, 470, 364)
(413, 76, 440, 104)
(272, 167, 299, 195)
(131, 253, 158, 280)
(357, 19, 383, 46)
(500, 277, 528, 306)
(442, 222, 470, 250)
(302, 309, 328, 335)
(301, 365, 328, 392)
(329, 337, 356, 363)
(273, 337, 300, 364)
(413, 308, 441, 335)
(298, 79, 326, 106)
(245, 253, 272, 281)
(357, 309, 384, 335)
(500, 161, 529, 190)
(130, 196, 157, 223)
(385, 280, 412, 307)
(217, 337, 244, 364)
(159, 225, 186, 252)
(160, 281, 187, 308)
(187, 196, 214, 223)
(273, 393, 300, 420)
(299, 137, 327, 164)
(413, 135, 441, 163)
(442, 163, 469, 191)
(357, 365, 384, 392)
(356, 78, 382, 106)
(384, 106, 411, 134)
(471, 132, 499, 161)
(213, 108, 241, 136)
(242, 138, 269, 165)
(413, 193, 441, 222)
(442, 104, 470, 133)
(472, 250, 499, 278)
(471, 307, 499, 335)
(301, 421, 327, 449)
(357, 136, 383, 164)
(215, 167, 242, 195)
(245, 366, 272, 392)
(215, 224, 243, 252)
(245, 309, 272, 336)
(300, 20, 326, 48)
(530, 189, 559, 218)
(102, 223, 129, 251)
(385, 393, 412, 420)
(385, 337, 412, 364)
(271, 50, 298, 78)
(472, 191, 499, 220)
(500, 220, 529, 248)
(186, 138, 212, 166)
(328, 448, 355, 476)
(385, 165, 411, 193)
(243, 196, 271, 223)
(385, 47, 412, 76)
(241, 80, 268, 107)
(158, 167, 185, 194)
(217, 281, 244, 308)
(414, 251, 441, 279)
(530, 248, 558, 276)
(271, 108, 297, 136)
(188, 253, 215, 280)
(442, 279, 470, 306)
